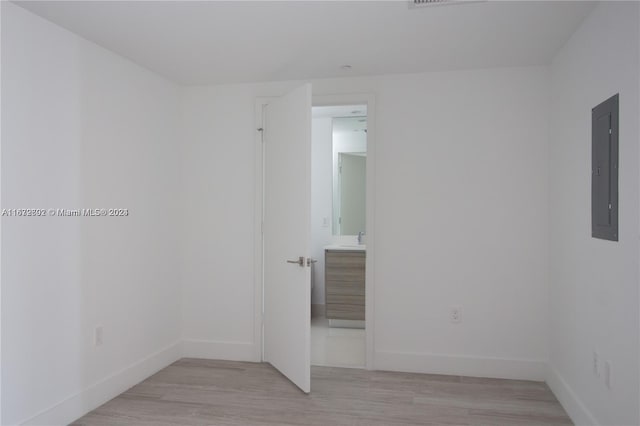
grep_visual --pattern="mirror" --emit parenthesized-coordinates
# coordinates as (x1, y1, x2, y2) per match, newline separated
(332, 116, 367, 236)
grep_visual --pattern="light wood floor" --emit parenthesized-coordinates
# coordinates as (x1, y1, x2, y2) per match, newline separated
(73, 358, 572, 426)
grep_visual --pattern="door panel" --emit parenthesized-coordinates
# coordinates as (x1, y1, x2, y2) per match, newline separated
(593, 113, 611, 226)
(263, 84, 312, 393)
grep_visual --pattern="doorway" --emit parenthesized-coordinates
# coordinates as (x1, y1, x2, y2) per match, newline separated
(254, 90, 376, 392)
(310, 105, 368, 368)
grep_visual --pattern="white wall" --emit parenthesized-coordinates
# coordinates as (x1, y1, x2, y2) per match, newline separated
(1, 4, 182, 425)
(181, 66, 551, 379)
(547, 3, 640, 425)
(311, 117, 333, 306)
(179, 85, 260, 360)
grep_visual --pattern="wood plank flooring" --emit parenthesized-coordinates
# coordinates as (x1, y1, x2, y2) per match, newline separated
(73, 358, 572, 426)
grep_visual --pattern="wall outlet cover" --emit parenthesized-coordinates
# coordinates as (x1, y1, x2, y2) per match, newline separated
(450, 306, 462, 324)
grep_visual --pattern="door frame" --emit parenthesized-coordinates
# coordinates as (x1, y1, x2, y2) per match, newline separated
(253, 92, 376, 371)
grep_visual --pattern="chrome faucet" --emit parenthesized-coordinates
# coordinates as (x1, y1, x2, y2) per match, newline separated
(357, 231, 365, 245)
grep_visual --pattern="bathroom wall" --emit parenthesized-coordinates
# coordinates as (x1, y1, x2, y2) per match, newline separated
(311, 117, 333, 306)
(181, 66, 551, 379)
(547, 2, 640, 425)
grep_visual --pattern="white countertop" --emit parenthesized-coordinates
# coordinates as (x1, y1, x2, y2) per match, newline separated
(324, 245, 366, 251)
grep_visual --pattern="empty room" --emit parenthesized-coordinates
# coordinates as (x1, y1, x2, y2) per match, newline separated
(1, 0, 639, 425)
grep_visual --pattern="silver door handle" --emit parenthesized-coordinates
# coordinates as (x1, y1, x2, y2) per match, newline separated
(306, 258, 317, 267)
(286, 256, 305, 267)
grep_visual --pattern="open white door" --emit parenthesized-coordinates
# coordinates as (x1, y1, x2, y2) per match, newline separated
(262, 84, 312, 393)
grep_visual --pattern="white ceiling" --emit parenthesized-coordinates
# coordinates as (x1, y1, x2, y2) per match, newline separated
(13, 0, 596, 86)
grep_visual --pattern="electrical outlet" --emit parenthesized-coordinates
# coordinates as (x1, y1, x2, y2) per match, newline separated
(593, 351, 600, 377)
(94, 326, 103, 347)
(604, 360, 612, 389)
(450, 306, 462, 324)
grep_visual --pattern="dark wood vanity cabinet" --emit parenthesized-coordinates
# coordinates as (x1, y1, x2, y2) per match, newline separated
(324, 250, 365, 320)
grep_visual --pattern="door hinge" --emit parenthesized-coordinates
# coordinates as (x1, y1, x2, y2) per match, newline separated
(609, 128, 612, 135)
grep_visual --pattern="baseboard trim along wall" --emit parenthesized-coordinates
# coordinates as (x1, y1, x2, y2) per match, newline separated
(374, 350, 547, 381)
(546, 366, 598, 426)
(20, 340, 182, 426)
(182, 339, 257, 362)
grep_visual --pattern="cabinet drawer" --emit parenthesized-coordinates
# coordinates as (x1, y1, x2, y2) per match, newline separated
(325, 251, 365, 267)
(326, 303, 365, 320)
(325, 251, 365, 282)
(326, 280, 365, 296)
(326, 292, 364, 306)
(326, 268, 365, 283)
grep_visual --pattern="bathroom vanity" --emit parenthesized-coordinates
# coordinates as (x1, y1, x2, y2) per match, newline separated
(324, 246, 365, 326)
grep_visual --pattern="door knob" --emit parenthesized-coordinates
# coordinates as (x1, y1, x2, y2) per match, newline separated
(286, 256, 305, 267)
(306, 258, 317, 267)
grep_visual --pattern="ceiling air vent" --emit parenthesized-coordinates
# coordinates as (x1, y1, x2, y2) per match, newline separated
(409, 0, 484, 8)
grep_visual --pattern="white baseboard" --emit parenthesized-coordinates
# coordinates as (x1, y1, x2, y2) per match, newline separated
(182, 339, 257, 362)
(20, 340, 182, 426)
(374, 350, 547, 381)
(546, 366, 598, 426)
